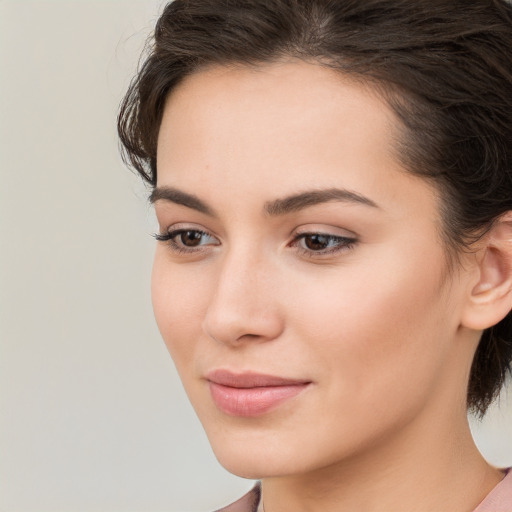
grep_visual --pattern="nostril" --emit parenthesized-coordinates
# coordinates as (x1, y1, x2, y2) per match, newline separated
(203, 309, 284, 346)
(202, 268, 285, 345)
(233, 333, 264, 344)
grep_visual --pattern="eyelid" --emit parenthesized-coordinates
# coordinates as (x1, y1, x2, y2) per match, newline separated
(288, 226, 359, 258)
(154, 223, 221, 254)
(154, 228, 217, 243)
(292, 231, 357, 242)
(292, 224, 358, 239)
(156, 222, 220, 240)
(157, 220, 216, 233)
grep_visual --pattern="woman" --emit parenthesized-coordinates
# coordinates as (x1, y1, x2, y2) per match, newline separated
(118, 0, 512, 510)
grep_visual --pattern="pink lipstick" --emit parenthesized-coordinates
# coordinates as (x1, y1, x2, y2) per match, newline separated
(206, 370, 311, 417)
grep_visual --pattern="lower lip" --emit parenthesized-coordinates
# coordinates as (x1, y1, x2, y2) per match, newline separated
(208, 382, 309, 417)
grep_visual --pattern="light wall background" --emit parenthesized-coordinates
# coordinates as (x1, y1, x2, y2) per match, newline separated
(0, 1, 511, 511)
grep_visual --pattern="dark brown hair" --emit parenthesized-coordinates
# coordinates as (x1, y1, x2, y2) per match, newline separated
(118, 0, 512, 416)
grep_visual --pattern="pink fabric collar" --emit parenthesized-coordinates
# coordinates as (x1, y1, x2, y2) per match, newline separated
(473, 468, 512, 512)
(218, 468, 512, 512)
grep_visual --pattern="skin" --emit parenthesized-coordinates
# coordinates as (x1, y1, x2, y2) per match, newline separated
(152, 60, 505, 511)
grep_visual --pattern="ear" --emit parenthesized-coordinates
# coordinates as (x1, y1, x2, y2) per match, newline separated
(461, 212, 512, 330)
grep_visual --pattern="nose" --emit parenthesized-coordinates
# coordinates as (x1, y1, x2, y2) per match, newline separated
(202, 249, 284, 346)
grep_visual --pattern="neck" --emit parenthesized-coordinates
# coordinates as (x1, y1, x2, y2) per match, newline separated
(260, 410, 502, 512)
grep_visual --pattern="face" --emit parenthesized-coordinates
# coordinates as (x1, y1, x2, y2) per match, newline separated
(152, 61, 474, 479)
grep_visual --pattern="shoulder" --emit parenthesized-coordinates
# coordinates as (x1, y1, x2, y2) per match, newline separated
(214, 482, 261, 512)
(212, 471, 512, 512)
(473, 468, 512, 512)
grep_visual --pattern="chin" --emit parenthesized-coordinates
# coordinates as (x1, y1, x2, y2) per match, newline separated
(203, 424, 303, 479)
(213, 446, 298, 480)
(217, 456, 272, 480)
(204, 422, 347, 480)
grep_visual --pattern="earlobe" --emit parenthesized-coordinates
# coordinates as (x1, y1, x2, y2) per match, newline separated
(462, 212, 512, 331)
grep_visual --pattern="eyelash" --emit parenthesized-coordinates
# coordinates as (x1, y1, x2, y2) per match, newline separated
(291, 232, 357, 257)
(153, 229, 357, 258)
(154, 229, 219, 255)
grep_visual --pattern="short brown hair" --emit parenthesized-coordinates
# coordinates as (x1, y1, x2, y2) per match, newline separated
(118, 0, 512, 416)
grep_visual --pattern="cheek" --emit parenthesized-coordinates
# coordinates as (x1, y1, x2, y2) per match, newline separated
(287, 245, 452, 413)
(151, 250, 209, 366)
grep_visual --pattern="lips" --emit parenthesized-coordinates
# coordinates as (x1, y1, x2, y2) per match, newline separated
(206, 369, 311, 417)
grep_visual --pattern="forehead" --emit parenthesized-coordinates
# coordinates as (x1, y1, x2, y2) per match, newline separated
(155, 60, 451, 271)
(155, 60, 442, 229)
(158, 61, 399, 184)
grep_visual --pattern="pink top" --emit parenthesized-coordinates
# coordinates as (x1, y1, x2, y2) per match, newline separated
(473, 468, 512, 512)
(217, 468, 512, 512)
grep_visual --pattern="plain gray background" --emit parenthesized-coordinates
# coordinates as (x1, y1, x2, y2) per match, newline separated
(0, 1, 511, 511)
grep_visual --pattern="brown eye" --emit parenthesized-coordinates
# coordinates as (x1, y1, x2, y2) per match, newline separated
(291, 232, 357, 257)
(154, 228, 219, 252)
(180, 230, 203, 247)
(303, 234, 331, 251)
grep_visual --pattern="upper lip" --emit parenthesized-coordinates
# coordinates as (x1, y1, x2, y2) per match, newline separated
(206, 369, 311, 388)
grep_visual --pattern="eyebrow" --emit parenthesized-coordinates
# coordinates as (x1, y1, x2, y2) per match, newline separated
(150, 186, 215, 216)
(265, 188, 379, 215)
(149, 186, 379, 216)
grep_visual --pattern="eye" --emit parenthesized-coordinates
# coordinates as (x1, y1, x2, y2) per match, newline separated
(291, 232, 357, 257)
(154, 228, 219, 253)
(173, 230, 208, 247)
